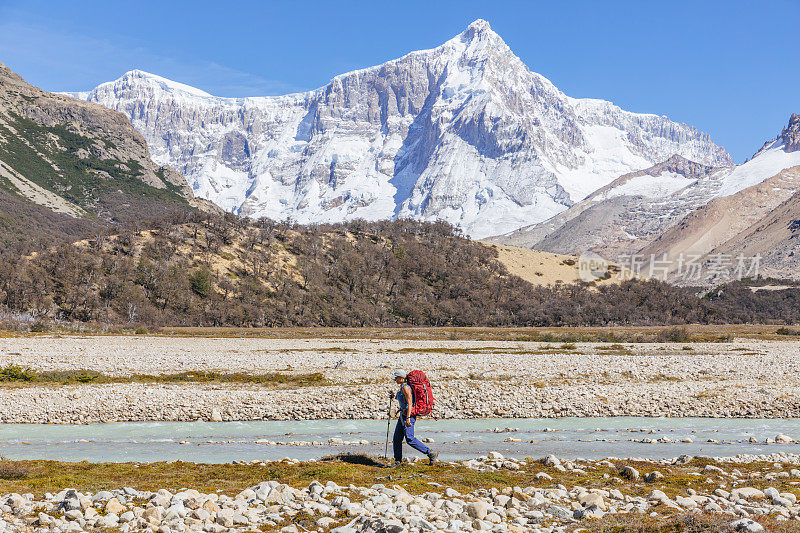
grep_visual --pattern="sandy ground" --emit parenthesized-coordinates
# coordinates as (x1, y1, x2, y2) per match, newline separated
(489, 244, 635, 286)
(1, 336, 800, 423)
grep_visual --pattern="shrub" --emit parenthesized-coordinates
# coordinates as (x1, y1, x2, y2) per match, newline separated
(188, 268, 212, 297)
(29, 320, 49, 332)
(656, 326, 691, 343)
(0, 463, 29, 480)
(0, 364, 37, 382)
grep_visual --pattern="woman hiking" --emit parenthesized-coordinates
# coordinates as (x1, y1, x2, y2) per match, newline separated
(390, 370, 438, 466)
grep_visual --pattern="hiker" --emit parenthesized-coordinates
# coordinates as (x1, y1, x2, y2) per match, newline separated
(390, 369, 438, 466)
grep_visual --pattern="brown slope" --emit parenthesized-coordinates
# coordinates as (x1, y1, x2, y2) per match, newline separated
(486, 243, 637, 286)
(707, 187, 800, 279)
(640, 165, 800, 280)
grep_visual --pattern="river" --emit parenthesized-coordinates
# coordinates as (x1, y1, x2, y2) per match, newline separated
(1, 417, 799, 463)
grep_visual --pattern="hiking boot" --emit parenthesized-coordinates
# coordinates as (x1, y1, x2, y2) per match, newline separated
(427, 451, 439, 465)
(387, 460, 402, 468)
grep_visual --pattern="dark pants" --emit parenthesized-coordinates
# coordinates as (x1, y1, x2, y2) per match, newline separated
(393, 416, 430, 461)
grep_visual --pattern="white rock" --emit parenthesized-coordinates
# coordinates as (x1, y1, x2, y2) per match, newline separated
(675, 496, 698, 509)
(648, 490, 669, 503)
(466, 501, 490, 520)
(730, 518, 764, 532)
(730, 487, 765, 500)
(547, 505, 574, 521)
(317, 517, 336, 528)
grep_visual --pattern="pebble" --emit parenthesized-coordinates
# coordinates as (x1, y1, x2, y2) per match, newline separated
(5, 453, 778, 532)
(3, 337, 800, 423)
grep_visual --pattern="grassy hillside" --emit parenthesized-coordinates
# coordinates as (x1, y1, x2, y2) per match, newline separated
(0, 112, 191, 250)
(0, 61, 195, 253)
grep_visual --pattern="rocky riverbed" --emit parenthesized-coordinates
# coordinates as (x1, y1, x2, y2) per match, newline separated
(1, 336, 800, 423)
(3, 452, 800, 532)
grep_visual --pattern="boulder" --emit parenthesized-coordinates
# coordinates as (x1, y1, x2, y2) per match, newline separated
(202, 500, 221, 514)
(216, 508, 234, 527)
(648, 490, 669, 503)
(730, 518, 764, 532)
(730, 487, 765, 501)
(619, 465, 640, 481)
(675, 496, 698, 509)
(543, 454, 561, 467)
(143, 506, 162, 525)
(96, 514, 119, 528)
(317, 517, 336, 528)
(548, 505, 574, 521)
(579, 493, 606, 511)
(643, 471, 664, 482)
(105, 498, 125, 515)
(465, 501, 489, 520)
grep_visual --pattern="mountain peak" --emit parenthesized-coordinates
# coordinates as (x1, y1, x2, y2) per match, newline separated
(781, 113, 800, 153)
(465, 19, 492, 35)
(72, 24, 731, 238)
(114, 69, 213, 98)
(461, 19, 500, 44)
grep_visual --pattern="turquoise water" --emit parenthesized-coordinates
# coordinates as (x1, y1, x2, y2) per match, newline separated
(1, 418, 799, 463)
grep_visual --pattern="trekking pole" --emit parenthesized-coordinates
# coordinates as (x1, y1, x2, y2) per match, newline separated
(385, 396, 392, 461)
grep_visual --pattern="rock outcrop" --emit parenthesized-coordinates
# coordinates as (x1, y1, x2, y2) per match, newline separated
(782, 113, 800, 153)
(0, 61, 200, 246)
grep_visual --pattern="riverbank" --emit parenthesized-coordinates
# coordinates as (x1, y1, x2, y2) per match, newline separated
(2, 453, 799, 532)
(2, 336, 800, 423)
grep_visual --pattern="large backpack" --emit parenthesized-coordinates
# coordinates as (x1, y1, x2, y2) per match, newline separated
(406, 370, 435, 417)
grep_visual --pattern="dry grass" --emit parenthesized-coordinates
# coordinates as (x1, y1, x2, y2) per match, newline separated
(140, 324, 800, 342)
(0, 457, 796, 501)
(0, 462, 29, 480)
(1, 324, 799, 342)
(0, 366, 327, 388)
(583, 513, 786, 532)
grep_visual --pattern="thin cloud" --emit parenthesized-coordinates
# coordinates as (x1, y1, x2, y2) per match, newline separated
(0, 21, 301, 96)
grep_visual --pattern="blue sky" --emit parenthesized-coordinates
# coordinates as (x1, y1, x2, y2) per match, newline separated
(0, 0, 798, 162)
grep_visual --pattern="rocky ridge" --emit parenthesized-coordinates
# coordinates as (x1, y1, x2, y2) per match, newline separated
(781, 113, 800, 153)
(0, 62, 191, 198)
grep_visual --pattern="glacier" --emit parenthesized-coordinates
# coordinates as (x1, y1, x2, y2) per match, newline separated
(66, 19, 731, 238)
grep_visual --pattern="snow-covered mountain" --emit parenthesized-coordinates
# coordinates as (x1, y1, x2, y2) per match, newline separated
(66, 19, 731, 238)
(491, 114, 800, 278)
